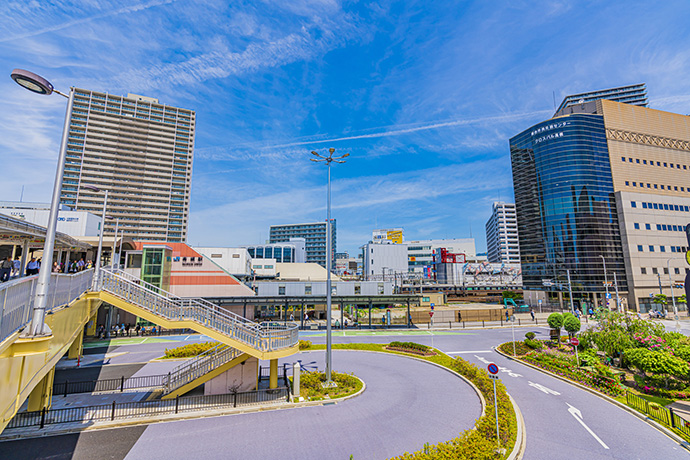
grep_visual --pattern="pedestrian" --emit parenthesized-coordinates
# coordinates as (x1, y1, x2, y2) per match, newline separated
(135, 324, 141, 336)
(289, 313, 294, 322)
(77, 258, 85, 271)
(11, 257, 20, 278)
(52, 262, 60, 273)
(530, 308, 535, 321)
(505, 309, 509, 321)
(152, 325, 157, 335)
(125, 323, 130, 337)
(97, 324, 104, 339)
(304, 312, 308, 323)
(26, 257, 40, 276)
(0, 257, 12, 282)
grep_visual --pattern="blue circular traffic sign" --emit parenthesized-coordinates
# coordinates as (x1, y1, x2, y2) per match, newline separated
(487, 363, 499, 375)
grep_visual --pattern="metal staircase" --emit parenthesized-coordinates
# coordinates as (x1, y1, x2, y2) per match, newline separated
(94, 269, 298, 355)
(162, 344, 246, 398)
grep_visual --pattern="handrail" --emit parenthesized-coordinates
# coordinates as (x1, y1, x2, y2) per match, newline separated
(95, 269, 299, 353)
(163, 344, 242, 393)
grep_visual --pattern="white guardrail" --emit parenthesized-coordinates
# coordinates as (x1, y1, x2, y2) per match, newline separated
(164, 344, 242, 394)
(96, 269, 298, 352)
(0, 269, 94, 343)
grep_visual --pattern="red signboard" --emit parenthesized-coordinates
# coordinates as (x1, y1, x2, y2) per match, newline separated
(570, 337, 579, 346)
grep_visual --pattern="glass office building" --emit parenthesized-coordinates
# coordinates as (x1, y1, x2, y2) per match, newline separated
(510, 114, 627, 296)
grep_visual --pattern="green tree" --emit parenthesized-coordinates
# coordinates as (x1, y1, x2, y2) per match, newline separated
(502, 290, 522, 300)
(679, 294, 687, 305)
(547, 312, 563, 329)
(652, 294, 668, 307)
(563, 312, 581, 335)
(624, 348, 689, 388)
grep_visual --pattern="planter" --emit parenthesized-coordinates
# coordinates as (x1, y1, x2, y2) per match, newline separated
(385, 346, 437, 357)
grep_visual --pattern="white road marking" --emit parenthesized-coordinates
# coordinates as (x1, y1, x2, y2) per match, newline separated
(447, 350, 493, 354)
(141, 338, 149, 343)
(474, 355, 522, 377)
(183, 335, 191, 341)
(528, 381, 561, 395)
(567, 403, 609, 449)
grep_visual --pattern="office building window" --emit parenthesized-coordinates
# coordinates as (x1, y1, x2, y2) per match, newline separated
(645, 223, 651, 230)
(660, 246, 666, 252)
(637, 245, 644, 252)
(641, 267, 647, 274)
(652, 267, 658, 274)
(634, 223, 640, 229)
(649, 246, 655, 252)
(631, 201, 637, 208)
(664, 267, 669, 274)
(676, 268, 681, 275)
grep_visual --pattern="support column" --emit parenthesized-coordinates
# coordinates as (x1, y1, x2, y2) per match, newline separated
(56, 249, 63, 270)
(11, 245, 17, 259)
(558, 292, 564, 310)
(27, 367, 55, 412)
(340, 302, 344, 328)
(65, 250, 71, 273)
(20, 239, 29, 276)
(269, 358, 278, 389)
(368, 300, 372, 329)
(86, 311, 98, 337)
(301, 304, 305, 328)
(407, 300, 411, 328)
(68, 328, 84, 359)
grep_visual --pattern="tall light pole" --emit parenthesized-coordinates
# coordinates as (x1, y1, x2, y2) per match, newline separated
(667, 259, 679, 323)
(311, 148, 348, 384)
(600, 255, 609, 309)
(566, 269, 575, 315)
(110, 216, 119, 269)
(11, 69, 74, 336)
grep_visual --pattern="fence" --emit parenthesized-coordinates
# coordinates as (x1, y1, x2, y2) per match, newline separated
(0, 269, 94, 343)
(626, 392, 690, 440)
(54, 374, 166, 396)
(8, 387, 289, 429)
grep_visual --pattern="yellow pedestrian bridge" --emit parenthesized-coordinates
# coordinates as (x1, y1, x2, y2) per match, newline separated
(0, 268, 299, 433)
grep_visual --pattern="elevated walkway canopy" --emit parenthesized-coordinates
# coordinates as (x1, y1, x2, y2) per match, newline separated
(0, 213, 91, 251)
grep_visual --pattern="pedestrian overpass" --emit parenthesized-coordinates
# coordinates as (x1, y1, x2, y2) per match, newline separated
(0, 268, 299, 433)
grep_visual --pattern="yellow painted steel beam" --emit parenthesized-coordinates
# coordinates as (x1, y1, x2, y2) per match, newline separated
(89, 291, 298, 361)
(0, 294, 102, 433)
(161, 353, 251, 400)
(269, 359, 278, 389)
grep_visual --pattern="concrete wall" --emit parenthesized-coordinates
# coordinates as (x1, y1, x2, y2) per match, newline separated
(204, 357, 258, 395)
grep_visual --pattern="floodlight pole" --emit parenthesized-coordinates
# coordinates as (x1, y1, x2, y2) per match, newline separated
(600, 255, 609, 309)
(311, 148, 348, 384)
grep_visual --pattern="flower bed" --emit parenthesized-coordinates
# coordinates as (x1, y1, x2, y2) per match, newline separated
(386, 341, 437, 356)
(163, 341, 219, 359)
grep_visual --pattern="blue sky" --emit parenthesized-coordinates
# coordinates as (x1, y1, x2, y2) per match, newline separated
(2, 1, 690, 256)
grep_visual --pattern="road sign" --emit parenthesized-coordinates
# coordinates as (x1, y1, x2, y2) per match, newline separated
(429, 311, 434, 317)
(570, 337, 579, 346)
(487, 363, 499, 375)
(488, 374, 499, 379)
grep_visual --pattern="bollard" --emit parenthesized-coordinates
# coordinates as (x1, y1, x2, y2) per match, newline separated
(482, 320, 485, 328)
(500, 318, 503, 326)
(518, 318, 521, 325)
(233, 391, 238, 408)
(111, 401, 116, 421)
(463, 321, 465, 328)
(293, 362, 301, 399)
(449, 321, 451, 329)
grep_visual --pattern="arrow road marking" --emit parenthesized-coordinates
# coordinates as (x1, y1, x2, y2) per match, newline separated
(528, 381, 560, 395)
(474, 355, 522, 377)
(567, 403, 609, 449)
(447, 350, 493, 354)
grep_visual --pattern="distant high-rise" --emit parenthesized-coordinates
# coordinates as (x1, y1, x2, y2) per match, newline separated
(485, 202, 520, 264)
(269, 221, 336, 268)
(555, 83, 648, 115)
(59, 89, 195, 242)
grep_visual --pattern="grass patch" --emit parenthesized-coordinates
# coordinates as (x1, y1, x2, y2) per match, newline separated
(297, 371, 363, 401)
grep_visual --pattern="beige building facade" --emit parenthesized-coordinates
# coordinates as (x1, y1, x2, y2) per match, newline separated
(60, 89, 195, 242)
(603, 99, 690, 312)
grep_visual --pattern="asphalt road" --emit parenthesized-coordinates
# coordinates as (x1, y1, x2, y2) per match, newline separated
(1, 345, 481, 460)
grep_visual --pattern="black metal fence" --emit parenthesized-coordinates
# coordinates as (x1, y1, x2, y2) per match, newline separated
(8, 387, 289, 429)
(91, 328, 194, 340)
(627, 392, 690, 441)
(54, 374, 167, 396)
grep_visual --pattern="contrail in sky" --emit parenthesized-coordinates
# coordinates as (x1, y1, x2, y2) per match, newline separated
(268, 109, 552, 149)
(0, 0, 174, 43)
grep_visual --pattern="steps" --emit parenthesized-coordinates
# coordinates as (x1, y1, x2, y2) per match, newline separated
(162, 344, 249, 399)
(93, 269, 298, 360)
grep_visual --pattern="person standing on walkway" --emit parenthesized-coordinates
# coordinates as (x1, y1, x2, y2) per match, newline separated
(0, 257, 12, 282)
(26, 257, 40, 276)
(530, 308, 535, 321)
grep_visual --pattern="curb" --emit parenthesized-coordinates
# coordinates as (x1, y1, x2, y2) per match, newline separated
(494, 346, 690, 452)
(506, 394, 526, 460)
(306, 348, 532, 458)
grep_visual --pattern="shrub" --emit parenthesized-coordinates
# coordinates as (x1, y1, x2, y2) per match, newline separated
(525, 332, 536, 340)
(563, 313, 581, 335)
(624, 348, 689, 383)
(499, 341, 530, 356)
(388, 341, 431, 352)
(163, 341, 219, 359)
(547, 312, 564, 329)
(524, 339, 543, 350)
(299, 340, 312, 350)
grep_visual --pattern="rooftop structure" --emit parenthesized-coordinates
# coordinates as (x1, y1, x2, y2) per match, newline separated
(555, 83, 648, 115)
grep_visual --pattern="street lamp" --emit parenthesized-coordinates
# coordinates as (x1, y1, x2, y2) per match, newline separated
(109, 216, 120, 269)
(667, 259, 679, 324)
(600, 255, 609, 309)
(11, 69, 74, 336)
(310, 147, 348, 385)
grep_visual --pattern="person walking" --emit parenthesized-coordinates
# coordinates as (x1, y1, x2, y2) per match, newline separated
(0, 257, 12, 282)
(26, 257, 40, 276)
(11, 257, 20, 278)
(530, 308, 535, 322)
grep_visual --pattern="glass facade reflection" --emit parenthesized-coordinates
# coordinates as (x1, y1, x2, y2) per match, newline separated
(510, 114, 627, 293)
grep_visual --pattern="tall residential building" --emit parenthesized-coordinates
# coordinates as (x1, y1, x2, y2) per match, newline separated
(60, 89, 195, 242)
(485, 202, 520, 264)
(555, 83, 648, 114)
(269, 221, 336, 268)
(511, 85, 690, 312)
